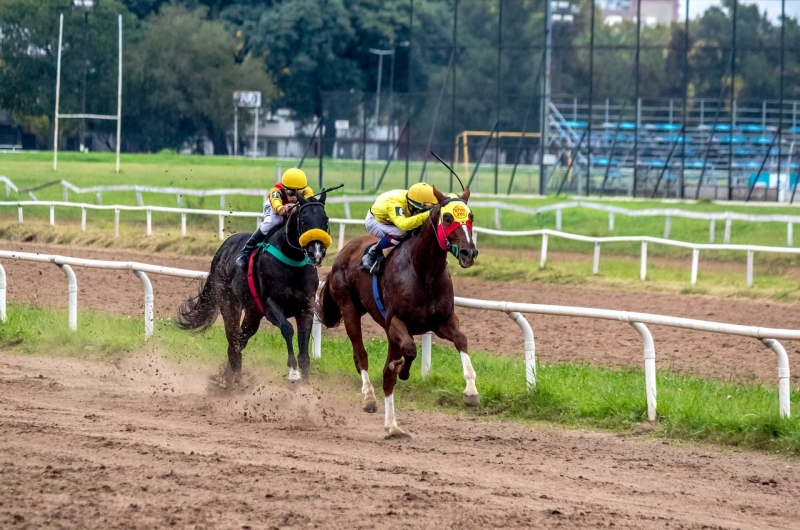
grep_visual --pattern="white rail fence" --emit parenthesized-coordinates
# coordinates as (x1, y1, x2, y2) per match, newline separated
(2, 199, 799, 287)
(2, 177, 799, 246)
(0, 250, 795, 420)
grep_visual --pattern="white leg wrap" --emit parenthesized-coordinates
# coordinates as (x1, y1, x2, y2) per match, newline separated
(288, 367, 301, 381)
(361, 370, 375, 400)
(384, 394, 398, 431)
(460, 352, 478, 396)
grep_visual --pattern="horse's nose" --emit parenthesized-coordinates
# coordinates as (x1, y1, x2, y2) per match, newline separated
(460, 248, 476, 260)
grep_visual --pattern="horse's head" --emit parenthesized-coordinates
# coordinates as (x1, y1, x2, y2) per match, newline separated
(431, 186, 478, 268)
(291, 192, 332, 267)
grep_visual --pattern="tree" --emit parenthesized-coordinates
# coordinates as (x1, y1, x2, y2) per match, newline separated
(125, 4, 275, 153)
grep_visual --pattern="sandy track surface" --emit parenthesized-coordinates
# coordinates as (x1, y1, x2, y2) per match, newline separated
(1, 241, 798, 384)
(1, 352, 798, 529)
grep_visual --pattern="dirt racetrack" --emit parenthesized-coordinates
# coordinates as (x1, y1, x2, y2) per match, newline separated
(2, 352, 799, 529)
(1, 241, 798, 384)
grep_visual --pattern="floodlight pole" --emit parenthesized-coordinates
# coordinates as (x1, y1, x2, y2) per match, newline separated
(54, 14, 64, 171)
(115, 14, 122, 173)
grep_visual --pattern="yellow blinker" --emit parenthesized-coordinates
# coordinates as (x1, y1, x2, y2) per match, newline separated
(299, 228, 333, 249)
(440, 201, 471, 223)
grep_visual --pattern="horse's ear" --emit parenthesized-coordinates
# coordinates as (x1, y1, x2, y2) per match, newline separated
(318, 191, 327, 205)
(432, 185, 447, 204)
(460, 187, 471, 202)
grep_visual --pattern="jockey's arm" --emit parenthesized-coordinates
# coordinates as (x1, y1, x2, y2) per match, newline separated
(387, 206, 430, 232)
(300, 186, 314, 200)
(268, 186, 284, 211)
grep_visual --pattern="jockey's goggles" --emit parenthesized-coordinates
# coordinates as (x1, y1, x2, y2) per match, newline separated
(407, 197, 436, 212)
(284, 187, 299, 196)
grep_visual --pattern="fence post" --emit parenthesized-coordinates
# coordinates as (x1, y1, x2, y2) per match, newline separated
(788, 222, 793, 247)
(136, 190, 143, 206)
(134, 270, 154, 340)
(761, 338, 791, 418)
(630, 322, 657, 422)
(663, 215, 671, 239)
(312, 313, 322, 359)
(218, 215, 224, 240)
(181, 213, 187, 237)
(146, 210, 152, 236)
(176, 194, 182, 207)
(96, 191, 102, 205)
(421, 332, 432, 378)
(724, 215, 732, 244)
(337, 223, 345, 251)
(220, 195, 226, 210)
(494, 207, 501, 229)
(593, 242, 600, 274)
(344, 199, 351, 220)
(0, 263, 6, 322)
(507, 311, 535, 389)
(640, 241, 647, 280)
(691, 248, 699, 285)
(709, 219, 715, 243)
(81, 207, 86, 232)
(17, 206, 22, 223)
(608, 211, 614, 231)
(540, 233, 548, 268)
(114, 208, 120, 237)
(58, 263, 77, 332)
(49, 205, 55, 226)
(556, 208, 562, 231)
(746, 249, 754, 287)
(62, 183, 68, 202)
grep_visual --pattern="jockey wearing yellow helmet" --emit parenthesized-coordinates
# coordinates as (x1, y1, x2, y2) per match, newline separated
(361, 182, 439, 274)
(235, 168, 315, 268)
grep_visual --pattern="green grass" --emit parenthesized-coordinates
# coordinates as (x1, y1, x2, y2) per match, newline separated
(2, 151, 800, 261)
(3, 302, 800, 455)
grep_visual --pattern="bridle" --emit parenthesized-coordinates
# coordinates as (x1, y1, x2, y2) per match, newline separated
(283, 201, 329, 256)
(430, 198, 473, 259)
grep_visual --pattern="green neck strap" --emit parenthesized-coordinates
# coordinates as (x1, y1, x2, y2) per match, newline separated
(256, 242, 310, 268)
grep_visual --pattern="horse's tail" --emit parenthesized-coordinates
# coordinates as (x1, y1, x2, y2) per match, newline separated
(176, 268, 220, 333)
(315, 278, 342, 328)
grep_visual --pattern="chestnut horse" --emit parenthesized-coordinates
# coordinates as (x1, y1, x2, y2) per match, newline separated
(316, 187, 478, 437)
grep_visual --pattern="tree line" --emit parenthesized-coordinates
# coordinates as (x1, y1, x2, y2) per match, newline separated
(1, 0, 798, 154)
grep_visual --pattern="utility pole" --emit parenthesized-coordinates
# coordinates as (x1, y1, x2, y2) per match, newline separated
(369, 48, 393, 129)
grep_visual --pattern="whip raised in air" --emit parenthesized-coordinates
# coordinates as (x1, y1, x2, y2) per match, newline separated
(430, 151, 466, 191)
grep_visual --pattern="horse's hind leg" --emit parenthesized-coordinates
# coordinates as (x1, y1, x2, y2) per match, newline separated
(263, 299, 299, 381)
(239, 309, 262, 351)
(219, 297, 243, 384)
(340, 300, 376, 412)
(434, 313, 479, 407)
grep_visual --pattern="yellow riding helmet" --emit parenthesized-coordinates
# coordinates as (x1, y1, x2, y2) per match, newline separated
(282, 168, 308, 190)
(407, 183, 438, 210)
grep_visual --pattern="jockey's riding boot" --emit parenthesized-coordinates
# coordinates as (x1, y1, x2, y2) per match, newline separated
(361, 243, 384, 274)
(235, 228, 267, 269)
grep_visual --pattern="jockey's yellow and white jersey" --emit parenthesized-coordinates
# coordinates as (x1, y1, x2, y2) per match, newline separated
(268, 183, 314, 211)
(369, 189, 431, 232)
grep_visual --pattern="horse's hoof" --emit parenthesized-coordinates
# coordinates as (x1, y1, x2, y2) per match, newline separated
(362, 400, 378, 413)
(287, 368, 301, 382)
(384, 426, 412, 440)
(463, 394, 480, 407)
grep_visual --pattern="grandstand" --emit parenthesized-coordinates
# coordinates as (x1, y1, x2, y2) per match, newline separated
(547, 97, 800, 200)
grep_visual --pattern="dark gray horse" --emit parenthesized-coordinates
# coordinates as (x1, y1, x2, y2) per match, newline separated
(177, 193, 332, 383)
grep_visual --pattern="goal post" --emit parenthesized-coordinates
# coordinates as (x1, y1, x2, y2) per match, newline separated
(455, 130, 541, 175)
(53, 13, 123, 173)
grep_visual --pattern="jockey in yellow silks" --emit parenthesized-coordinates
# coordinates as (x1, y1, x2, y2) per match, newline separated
(236, 168, 314, 268)
(361, 182, 439, 274)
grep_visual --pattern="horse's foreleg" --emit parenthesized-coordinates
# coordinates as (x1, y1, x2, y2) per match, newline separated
(382, 339, 410, 439)
(382, 318, 415, 438)
(434, 313, 479, 407)
(264, 299, 299, 381)
(295, 308, 313, 381)
(340, 301, 376, 412)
